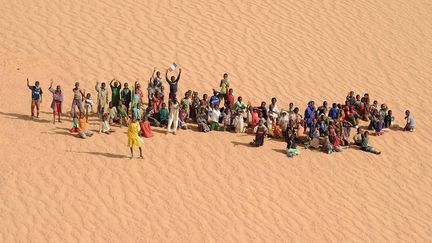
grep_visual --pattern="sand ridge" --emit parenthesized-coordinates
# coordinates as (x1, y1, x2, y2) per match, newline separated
(1, 0, 432, 242)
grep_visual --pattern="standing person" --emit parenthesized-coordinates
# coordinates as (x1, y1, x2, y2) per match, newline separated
(258, 101, 268, 122)
(403, 110, 416, 132)
(191, 91, 201, 121)
(127, 114, 143, 159)
(110, 79, 122, 108)
(318, 101, 328, 115)
(219, 73, 230, 102)
(27, 78, 43, 119)
(84, 93, 93, 122)
(167, 98, 180, 134)
(147, 72, 155, 105)
(225, 88, 235, 109)
(304, 101, 315, 128)
(165, 68, 182, 100)
(120, 82, 132, 115)
(71, 82, 85, 116)
(131, 82, 142, 119)
(153, 69, 163, 90)
(48, 79, 63, 124)
(134, 81, 145, 106)
(210, 89, 220, 108)
(181, 91, 192, 119)
(328, 103, 339, 119)
(268, 97, 279, 117)
(95, 81, 109, 119)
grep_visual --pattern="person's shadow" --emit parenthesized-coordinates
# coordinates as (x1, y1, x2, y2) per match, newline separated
(231, 141, 253, 147)
(0, 111, 51, 123)
(68, 151, 130, 159)
(272, 148, 287, 155)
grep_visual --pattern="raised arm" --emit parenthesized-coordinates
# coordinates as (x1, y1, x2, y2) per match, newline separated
(131, 82, 136, 107)
(176, 68, 182, 82)
(110, 79, 115, 88)
(95, 81, 100, 92)
(48, 79, 54, 93)
(27, 78, 30, 88)
(165, 70, 171, 84)
(150, 68, 156, 82)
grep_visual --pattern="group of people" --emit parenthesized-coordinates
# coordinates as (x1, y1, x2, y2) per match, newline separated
(27, 66, 417, 158)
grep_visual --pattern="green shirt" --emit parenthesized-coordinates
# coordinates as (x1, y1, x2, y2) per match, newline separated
(111, 86, 121, 105)
(233, 101, 245, 111)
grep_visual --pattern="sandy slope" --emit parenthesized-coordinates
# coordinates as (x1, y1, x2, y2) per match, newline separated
(1, 0, 432, 242)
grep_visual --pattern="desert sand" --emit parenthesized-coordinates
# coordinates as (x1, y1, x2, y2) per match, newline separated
(1, 0, 432, 242)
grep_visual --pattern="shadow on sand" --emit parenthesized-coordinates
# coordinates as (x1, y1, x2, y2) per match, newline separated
(272, 148, 287, 155)
(231, 141, 254, 147)
(68, 151, 130, 159)
(0, 111, 51, 123)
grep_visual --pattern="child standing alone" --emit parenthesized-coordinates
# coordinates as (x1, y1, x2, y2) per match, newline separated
(128, 115, 143, 159)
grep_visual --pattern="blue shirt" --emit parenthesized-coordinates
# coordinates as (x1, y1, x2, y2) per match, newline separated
(329, 108, 338, 119)
(210, 95, 219, 108)
(29, 86, 43, 100)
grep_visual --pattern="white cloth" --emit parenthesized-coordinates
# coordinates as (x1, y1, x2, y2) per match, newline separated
(209, 108, 220, 122)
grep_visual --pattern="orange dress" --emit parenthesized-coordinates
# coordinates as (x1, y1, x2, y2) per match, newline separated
(273, 124, 282, 138)
(140, 121, 153, 138)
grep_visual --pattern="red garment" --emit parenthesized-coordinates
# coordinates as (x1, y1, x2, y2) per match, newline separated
(225, 94, 235, 108)
(343, 106, 351, 115)
(359, 102, 365, 112)
(251, 111, 259, 129)
(54, 101, 62, 114)
(328, 124, 336, 137)
(273, 124, 282, 138)
(70, 127, 79, 133)
(333, 135, 342, 147)
(140, 121, 153, 138)
(153, 97, 163, 113)
(340, 113, 346, 120)
(297, 125, 304, 136)
(136, 89, 144, 103)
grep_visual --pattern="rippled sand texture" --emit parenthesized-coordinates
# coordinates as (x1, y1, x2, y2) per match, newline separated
(1, 0, 432, 242)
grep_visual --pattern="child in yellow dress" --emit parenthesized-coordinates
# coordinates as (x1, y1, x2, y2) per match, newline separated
(128, 115, 143, 159)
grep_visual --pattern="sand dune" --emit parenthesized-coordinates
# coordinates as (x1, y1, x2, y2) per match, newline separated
(1, 0, 432, 242)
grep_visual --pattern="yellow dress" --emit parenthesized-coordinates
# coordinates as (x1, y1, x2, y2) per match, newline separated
(127, 121, 141, 148)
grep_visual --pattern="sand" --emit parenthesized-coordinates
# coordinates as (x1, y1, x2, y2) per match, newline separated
(1, 0, 432, 242)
